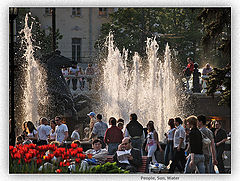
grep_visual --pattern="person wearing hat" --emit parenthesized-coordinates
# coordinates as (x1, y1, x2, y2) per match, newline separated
(87, 112, 96, 138)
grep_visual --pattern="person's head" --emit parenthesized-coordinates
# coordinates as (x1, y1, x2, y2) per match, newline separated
(87, 112, 96, 118)
(174, 117, 183, 127)
(187, 57, 193, 63)
(130, 113, 137, 122)
(194, 62, 199, 69)
(147, 121, 155, 132)
(117, 118, 124, 124)
(88, 63, 92, 68)
(26, 121, 36, 133)
(109, 117, 117, 126)
(84, 127, 90, 134)
(215, 120, 222, 129)
(92, 139, 102, 151)
(206, 63, 210, 69)
(197, 115, 207, 127)
(40, 117, 48, 125)
(22, 121, 28, 131)
(121, 137, 132, 150)
(97, 114, 102, 121)
(50, 119, 57, 129)
(55, 116, 62, 126)
(117, 122, 124, 130)
(168, 118, 175, 129)
(74, 125, 80, 132)
(186, 115, 198, 129)
(16, 135, 24, 145)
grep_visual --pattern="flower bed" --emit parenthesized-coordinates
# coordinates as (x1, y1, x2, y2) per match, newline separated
(9, 143, 128, 174)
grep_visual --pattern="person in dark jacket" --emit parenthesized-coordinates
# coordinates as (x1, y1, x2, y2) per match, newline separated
(184, 115, 205, 173)
(213, 120, 227, 173)
(113, 137, 142, 173)
(124, 113, 144, 153)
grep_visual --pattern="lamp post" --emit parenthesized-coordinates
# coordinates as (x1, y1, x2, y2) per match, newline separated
(9, 7, 18, 146)
(51, 8, 56, 52)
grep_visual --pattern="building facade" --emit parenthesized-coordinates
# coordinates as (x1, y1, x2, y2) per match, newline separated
(30, 7, 114, 63)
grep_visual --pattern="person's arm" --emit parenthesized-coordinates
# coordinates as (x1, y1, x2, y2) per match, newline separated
(177, 128, 185, 151)
(154, 131, 163, 152)
(124, 128, 129, 137)
(210, 139, 218, 165)
(189, 153, 195, 168)
(103, 129, 109, 144)
(63, 131, 68, 142)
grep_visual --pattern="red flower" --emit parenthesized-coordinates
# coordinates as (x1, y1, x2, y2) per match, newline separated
(9, 146, 14, 151)
(14, 152, 21, 159)
(24, 158, 31, 163)
(71, 143, 78, 149)
(75, 158, 81, 163)
(17, 159, 21, 164)
(36, 158, 42, 165)
(87, 154, 93, 159)
(56, 169, 62, 173)
(76, 147, 83, 153)
(25, 153, 32, 160)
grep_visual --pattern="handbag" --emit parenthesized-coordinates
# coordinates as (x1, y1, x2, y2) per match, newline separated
(201, 131, 211, 148)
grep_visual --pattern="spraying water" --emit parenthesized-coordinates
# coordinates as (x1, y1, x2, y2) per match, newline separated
(99, 34, 183, 140)
(21, 14, 48, 125)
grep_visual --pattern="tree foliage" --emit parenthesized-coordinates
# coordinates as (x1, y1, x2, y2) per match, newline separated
(198, 8, 231, 106)
(95, 8, 203, 67)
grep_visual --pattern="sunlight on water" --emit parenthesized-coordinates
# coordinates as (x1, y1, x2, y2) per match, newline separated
(99, 34, 184, 140)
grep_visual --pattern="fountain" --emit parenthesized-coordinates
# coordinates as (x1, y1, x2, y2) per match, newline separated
(20, 13, 77, 127)
(98, 34, 185, 140)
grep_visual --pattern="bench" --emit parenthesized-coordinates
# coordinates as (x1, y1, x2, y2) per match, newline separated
(106, 155, 147, 172)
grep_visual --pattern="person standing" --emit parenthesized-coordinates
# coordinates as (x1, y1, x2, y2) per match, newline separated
(90, 114, 108, 148)
(169, 117, 186, 173)
(25, 121, 38, 145)
(164, 118, 176, 166)
(37, 117, 52, 145)
(85, 63, 95, 90)
(87, 112, 96, 137)
(197, 115, 218, 173)
(49, 119, 57, 143)
(183, 57, 194, 91)
(213, 120, 227, 173)
(104, 117, 123, 155)
(55, 116, 68, 145)
(184, 116, 205, 174)
(124, 113, 144, 152)
(192, 63, 201, 93)
(144, 121, 163, 173)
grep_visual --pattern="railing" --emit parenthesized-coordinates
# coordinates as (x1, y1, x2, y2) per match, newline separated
(63, 74, 96, 96)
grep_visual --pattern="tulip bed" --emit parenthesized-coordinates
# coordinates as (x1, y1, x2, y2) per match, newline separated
(9, 143, 129, 174)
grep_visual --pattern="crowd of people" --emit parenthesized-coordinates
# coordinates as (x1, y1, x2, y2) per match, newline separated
(62, 63, 96, 91)
(14, 111, 229, 174)
(183, 57, 213, 93)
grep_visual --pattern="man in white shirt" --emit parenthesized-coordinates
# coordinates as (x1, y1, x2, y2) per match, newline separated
(169, 117, 186, 173)
(37, 117, 52, 145)
(71, 125, 80, 141)
(55, 116, 69, 145)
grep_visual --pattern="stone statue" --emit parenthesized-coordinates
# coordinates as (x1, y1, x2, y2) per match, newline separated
(38, 50, 77, 118)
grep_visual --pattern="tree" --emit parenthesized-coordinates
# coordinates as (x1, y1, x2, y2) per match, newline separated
(95, 8, 203, 67)
(198, 8, 231, 106)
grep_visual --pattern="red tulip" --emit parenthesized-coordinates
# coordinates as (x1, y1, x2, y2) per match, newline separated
(75, 158, 81, 163)
(71, 143, 78, 149)
(56, 169, 62, 173)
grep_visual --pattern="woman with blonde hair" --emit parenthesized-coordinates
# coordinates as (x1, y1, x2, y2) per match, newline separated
(184, 115, 205, 173)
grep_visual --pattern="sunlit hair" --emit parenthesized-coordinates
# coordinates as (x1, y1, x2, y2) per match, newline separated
(186, 115, 198, 128)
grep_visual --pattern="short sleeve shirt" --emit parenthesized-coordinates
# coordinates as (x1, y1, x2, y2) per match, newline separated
(37, 125, 51, 141)
(173, 125, 186, 149)
(200, 127, 214, 156)
(71, 130, 80, 140)
(92, 121, 108, 138)
(56, 124, 68, 143)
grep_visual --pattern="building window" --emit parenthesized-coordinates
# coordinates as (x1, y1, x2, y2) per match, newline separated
(72, 8, 81, 16)
(45, 8, 52, 16)
(99, 8, 107, 17)
(72, 38, 81, 62)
